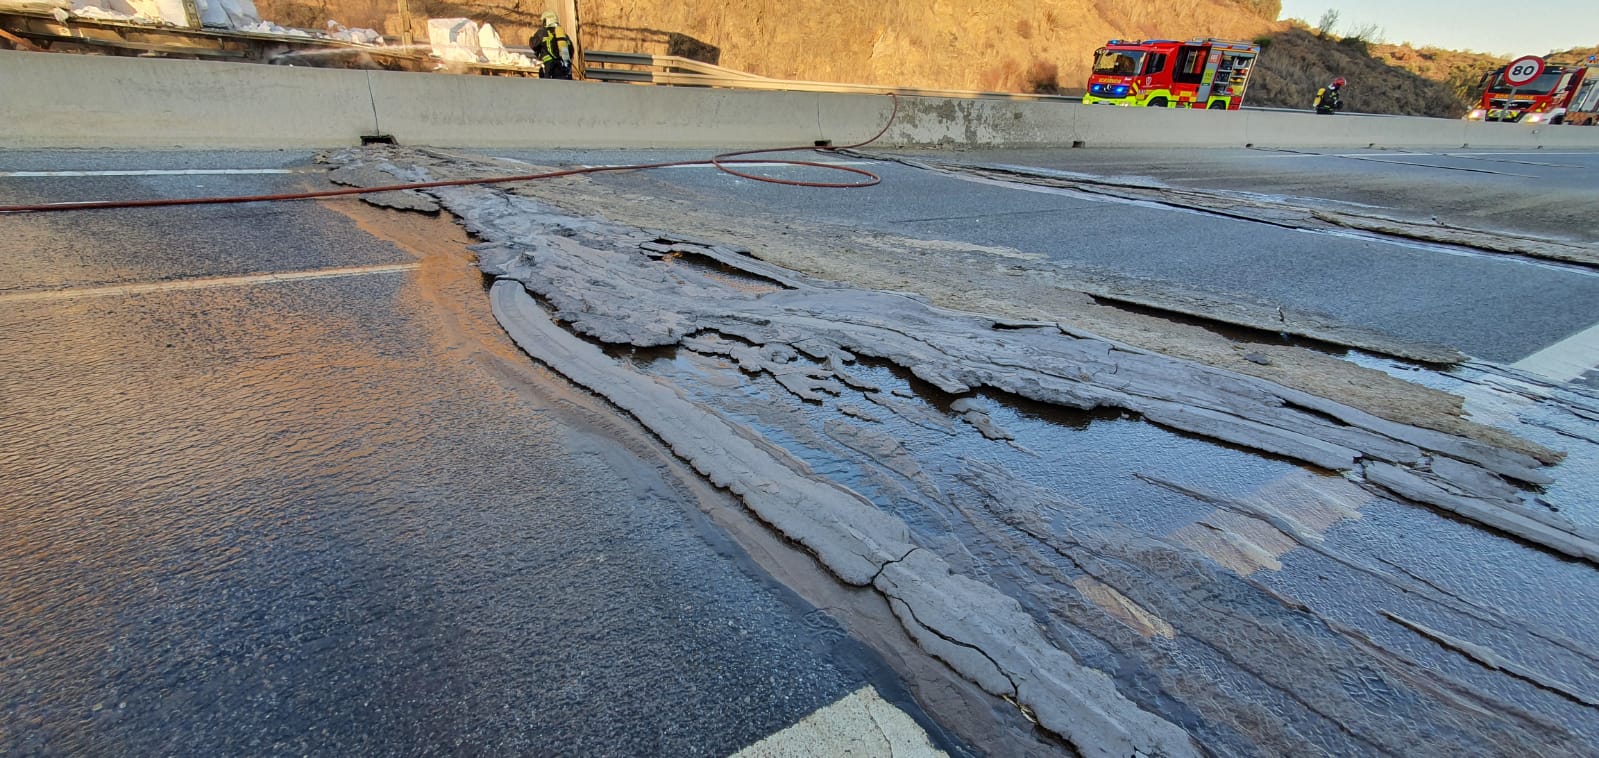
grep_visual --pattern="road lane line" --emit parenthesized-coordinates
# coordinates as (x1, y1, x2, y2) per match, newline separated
(0, 169, 306, 177)
(729, 686, 946, 758)
(1511, 319, 1599, 383)
(0, 263, 420, 305)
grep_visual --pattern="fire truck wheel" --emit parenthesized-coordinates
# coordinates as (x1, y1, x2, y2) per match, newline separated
(1209, 100, 1226, 109)
(1551, 115, 1564, 125)
(1147, 97, 1168, 108)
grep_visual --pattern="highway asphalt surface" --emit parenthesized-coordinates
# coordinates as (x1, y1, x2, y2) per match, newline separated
(0, 152, 959, 756)
(485, 146, 1599, 366)
(4, 144, 1597, 755)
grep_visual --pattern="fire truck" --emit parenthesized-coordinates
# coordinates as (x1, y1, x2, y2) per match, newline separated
(1466, 59, 1599, 125)
(1081, 38, 1261, 110)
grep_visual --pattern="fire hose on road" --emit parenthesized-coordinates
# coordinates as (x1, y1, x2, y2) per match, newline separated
(0, 95, 899, 214)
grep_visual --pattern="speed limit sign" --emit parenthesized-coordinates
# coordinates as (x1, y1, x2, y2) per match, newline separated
(1503, 55, 1545, 87)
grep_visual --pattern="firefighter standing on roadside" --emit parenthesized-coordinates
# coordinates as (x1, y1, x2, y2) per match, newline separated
(530, 11, 574, 80)
(1314, 77, 1346, 114)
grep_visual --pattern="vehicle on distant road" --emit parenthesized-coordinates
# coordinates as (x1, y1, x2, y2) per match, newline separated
(1467, 61, 1598, 125)
(1081, 38, 1260, 110)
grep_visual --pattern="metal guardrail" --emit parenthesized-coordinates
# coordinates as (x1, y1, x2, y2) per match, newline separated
(583, 50, 766, 80)
(582, 50, 1403, 117)
(583, 50, 1082, 104)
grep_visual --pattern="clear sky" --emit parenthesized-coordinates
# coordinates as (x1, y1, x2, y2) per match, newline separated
(1277, 0, 1596, 57)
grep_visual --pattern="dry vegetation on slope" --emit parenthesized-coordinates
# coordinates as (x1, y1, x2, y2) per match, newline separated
(1249, 26, 1490, 116)
(573, 0, 1281, 94)
(258, 0, 1281, 93)
(254, 0, 1589, 117)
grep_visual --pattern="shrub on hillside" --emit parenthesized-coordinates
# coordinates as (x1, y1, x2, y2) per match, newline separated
(1251, 27, 1473, 116)
(1026, 60, 1061, 94)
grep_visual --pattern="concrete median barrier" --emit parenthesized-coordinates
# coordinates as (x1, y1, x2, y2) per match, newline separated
(364, 68, 830, 148)
(0, 49, 377, 149)
(4, 49, 1598, 151)
(1073, 104, 1250, 148)
(1241, 109, 1469, 149)
(871, 95, 1075, 148)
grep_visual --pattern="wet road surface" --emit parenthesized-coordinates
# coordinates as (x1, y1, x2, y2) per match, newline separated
(401, 146, 1599, 755)
(0, 155, 957, 755)
(6, 145, 1599, 756)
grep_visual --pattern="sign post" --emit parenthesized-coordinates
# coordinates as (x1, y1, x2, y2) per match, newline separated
(1501, 55, 1546, 121)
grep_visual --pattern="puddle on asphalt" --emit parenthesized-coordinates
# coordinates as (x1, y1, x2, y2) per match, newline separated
(1343, 350, 1599, 532)
(612, 338, 1599, 754)
(476, 211, 1599, 754)
(322, 147, 1599, 754)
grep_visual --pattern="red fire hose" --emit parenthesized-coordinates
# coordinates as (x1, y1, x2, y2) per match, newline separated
(0, 94, 899, 214)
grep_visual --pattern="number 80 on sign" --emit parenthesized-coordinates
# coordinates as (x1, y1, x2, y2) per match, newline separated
(1503, 55, 1545, 87)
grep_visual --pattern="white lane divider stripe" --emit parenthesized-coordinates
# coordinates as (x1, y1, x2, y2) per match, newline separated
(729, 686, 946, 758)
(0, 263, 420, 305)
(0, 169, 306, 177)
(1511, 319, 1599, 383)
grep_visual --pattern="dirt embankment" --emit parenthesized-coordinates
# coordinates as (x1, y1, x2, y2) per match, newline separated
(257, 0, 1280, 93)
(1250, 27, 1485, 116)
(254, 0, 1585, 115)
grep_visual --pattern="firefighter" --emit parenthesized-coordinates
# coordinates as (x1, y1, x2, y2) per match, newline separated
(1314, 77, 1346, 114)
(530, 12, 574, 80)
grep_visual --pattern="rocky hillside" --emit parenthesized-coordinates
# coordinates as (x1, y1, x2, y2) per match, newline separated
(258, 0, 1280, 93)
(253, 0, 1590, 116)
(1249, 26, 1492, 117)
(573, 0, 1281, 94)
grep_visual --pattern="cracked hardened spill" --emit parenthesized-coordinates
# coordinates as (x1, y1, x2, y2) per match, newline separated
(331, 148, 1599, 756)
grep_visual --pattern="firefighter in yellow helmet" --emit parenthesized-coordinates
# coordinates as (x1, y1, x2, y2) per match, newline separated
(530, 11, 574, 80)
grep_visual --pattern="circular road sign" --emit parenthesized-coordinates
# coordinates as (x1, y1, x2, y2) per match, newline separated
(1503, 55, 1546, 87)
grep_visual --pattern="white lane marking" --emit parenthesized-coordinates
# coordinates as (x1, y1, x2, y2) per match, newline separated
(1511, 319, 1599, 383)
(729, 686, 946, 758)
(0, 263, 420, 305)
(0, 169, 305, 177)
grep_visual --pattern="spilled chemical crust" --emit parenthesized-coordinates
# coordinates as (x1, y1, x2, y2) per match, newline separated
(325, 147, 1599, 755)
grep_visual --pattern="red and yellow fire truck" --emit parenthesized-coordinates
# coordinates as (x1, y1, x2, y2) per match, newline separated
(1467, 59, 1599, 125)
(1081, 38, 1261, 110)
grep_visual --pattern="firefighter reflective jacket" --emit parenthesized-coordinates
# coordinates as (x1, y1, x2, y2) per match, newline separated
(532, 25, 573, 68)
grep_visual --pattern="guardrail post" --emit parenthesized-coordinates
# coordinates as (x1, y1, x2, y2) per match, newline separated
(563, 0, 583, 80)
